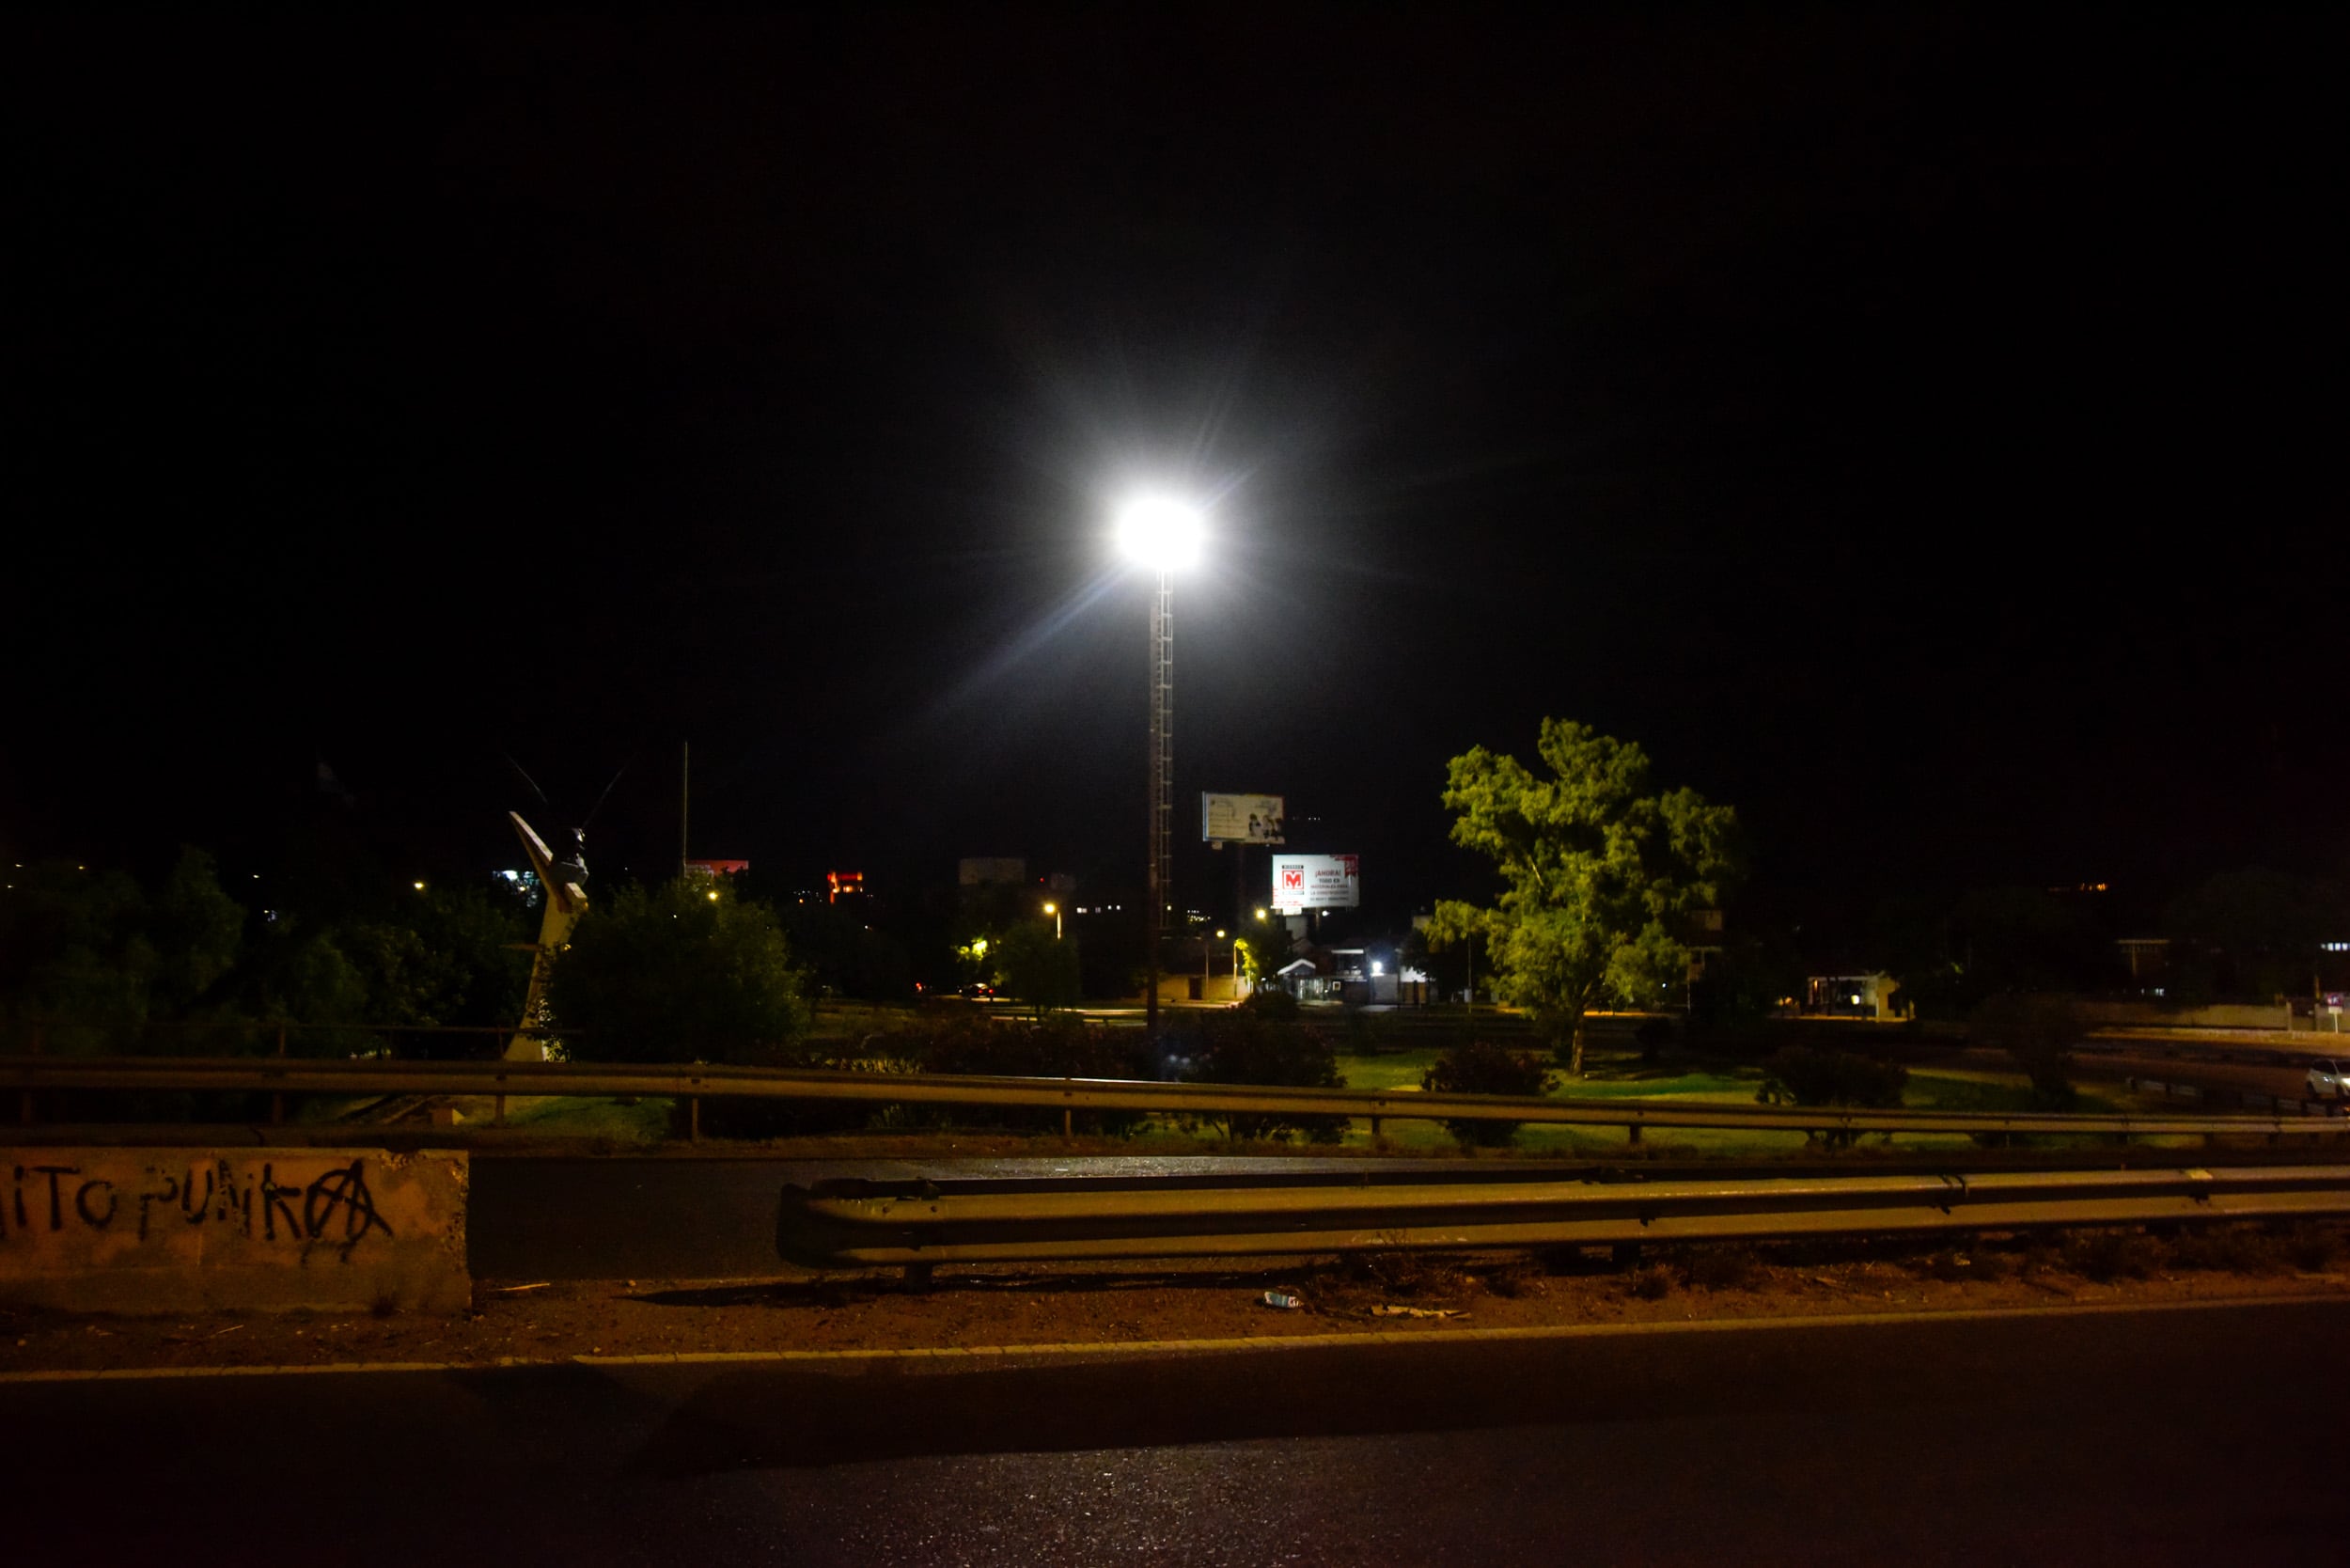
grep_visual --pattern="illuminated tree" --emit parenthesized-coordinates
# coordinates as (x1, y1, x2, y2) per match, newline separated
(1427, 719, 1740, 1075)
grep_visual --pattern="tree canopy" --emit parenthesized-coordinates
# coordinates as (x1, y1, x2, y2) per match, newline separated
(1426, 718, 1740, 1074)
(995, 918, 1080, 1016)
(544, 878, 810, 1064)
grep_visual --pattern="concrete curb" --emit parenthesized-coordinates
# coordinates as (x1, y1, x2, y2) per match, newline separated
(6, 1289, 2343, 1385)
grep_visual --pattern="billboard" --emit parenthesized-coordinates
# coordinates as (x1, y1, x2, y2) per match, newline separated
(1201, 792, 1286, 844)
(1272, 854, 1359, 914)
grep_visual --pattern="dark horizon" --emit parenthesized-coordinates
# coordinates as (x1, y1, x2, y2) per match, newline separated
(8, 10, 2341, 959)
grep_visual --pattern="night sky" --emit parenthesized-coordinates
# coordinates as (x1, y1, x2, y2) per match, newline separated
(8, 10, 2340, 954)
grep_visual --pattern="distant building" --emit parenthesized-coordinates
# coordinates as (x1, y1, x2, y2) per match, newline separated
(958, 856, 1026, 887)
(1804, 973, 1907, 1021)
(2114, 937, 2169, 982)
(685, 859, 748, 879)
(1276, 957, 1331, 1001)
(826, 870, 865, 903)
(1273, 944, 1431, 1006)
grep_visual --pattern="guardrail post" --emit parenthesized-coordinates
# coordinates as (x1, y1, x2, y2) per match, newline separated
(1064, 1107, 1073, 1138)
(1627, 1122, 1643, 1145)
(688, 1097, 700, 1140)
(494, 1093, 507, 1127)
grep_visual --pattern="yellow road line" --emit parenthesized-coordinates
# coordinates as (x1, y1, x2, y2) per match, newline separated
(3, 1290, 2344, 1384)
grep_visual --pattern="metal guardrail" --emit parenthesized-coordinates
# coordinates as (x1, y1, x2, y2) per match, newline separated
(2130, 1077, 2340, 1118)
(6, 1054, 2348, 1141)
(776, 1164, 2350, 1269)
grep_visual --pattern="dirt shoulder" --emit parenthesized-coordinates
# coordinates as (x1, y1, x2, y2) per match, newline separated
(7, 1225, 2347, 1377)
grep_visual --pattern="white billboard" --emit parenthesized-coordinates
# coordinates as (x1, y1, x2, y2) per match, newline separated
(1271, 854, 1359, 914)
(1201, 792, 1286, 844)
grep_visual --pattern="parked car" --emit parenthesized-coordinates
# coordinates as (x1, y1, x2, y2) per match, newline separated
(2307, 1059, 2347, 1103)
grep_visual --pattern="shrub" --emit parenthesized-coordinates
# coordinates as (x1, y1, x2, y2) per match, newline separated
(899, 1012, 1152, 1136)
(1238, 989, 1301, 1022)
(1755, 1047, 1908, 1149)
(2065, 1228, 2163, 1282)
(1341, 1242, 1465, 1297)
(1343, 1008, 1403, 1057)
(1681, 1245, 1759, 1291)
(1757, 1047, 1907, 1108)
(1183, 1008, 1347, 1142)
(1482, 1259, 1539, 1298)
(1421, 1040, 1554, 1147)
(1628, 1265, 1675, 1300)
(2285, 1224, 2342, 1272)
(2168, 1226, 2269, 1274)
(682, 1013, 1160, 1141)
(1968, 994, 2080, 1110)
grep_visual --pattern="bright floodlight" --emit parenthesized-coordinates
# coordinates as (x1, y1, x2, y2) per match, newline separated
(1115, 496, 1203, 570)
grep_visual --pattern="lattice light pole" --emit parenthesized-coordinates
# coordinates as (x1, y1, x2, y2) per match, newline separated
(1117, 497, 1203, 1042)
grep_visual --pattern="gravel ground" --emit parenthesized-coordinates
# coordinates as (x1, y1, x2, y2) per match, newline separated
(6, 1223, 2347, 1374)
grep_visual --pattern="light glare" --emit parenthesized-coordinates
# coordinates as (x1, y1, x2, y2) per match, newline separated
(1115, 496, 1203, 571)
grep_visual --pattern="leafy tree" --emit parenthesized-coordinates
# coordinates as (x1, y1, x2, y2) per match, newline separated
(996, 918, 1081, 1016)
(0, 861, 157, 1053)
(279, 932, 370, 1030)
(1235, 914, 1294, 992)
(149, 847, 244, 1011)
(545, 879, 811, 1064)
(1401, 922, 1483, 1005)
(2165, 869, 2347, 1000)
(1427, 718, 1740, 1075)
(777, 898, 915, 1001)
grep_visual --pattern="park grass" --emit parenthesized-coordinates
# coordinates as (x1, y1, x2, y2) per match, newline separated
(478, 1045, 2145, 1160)
(1904, 1069, 2120, 1116)
(496, 1094, 673, 1142)
(806, 1001, 926, 1043)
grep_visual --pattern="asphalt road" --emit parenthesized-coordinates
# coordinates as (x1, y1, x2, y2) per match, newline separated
(10, 1299, 2343, 1565)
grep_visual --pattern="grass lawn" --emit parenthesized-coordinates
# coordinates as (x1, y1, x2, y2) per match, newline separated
(1904, 1069, 2120, 1116)
(495, 1094, 674, 1142)
(806, 1001, 926, 1043)
(459, 1044, 2167, 1161)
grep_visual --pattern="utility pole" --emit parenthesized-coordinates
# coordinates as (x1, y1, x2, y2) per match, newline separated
(1145, 569, 1172, 1040)
(679, 740, 689, 883)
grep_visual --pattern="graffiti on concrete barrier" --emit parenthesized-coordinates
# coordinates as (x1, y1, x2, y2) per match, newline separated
(1, 1157, 394, 1261)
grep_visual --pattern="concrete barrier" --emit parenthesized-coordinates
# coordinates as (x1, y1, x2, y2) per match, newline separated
(0, 1147, 468, 1314)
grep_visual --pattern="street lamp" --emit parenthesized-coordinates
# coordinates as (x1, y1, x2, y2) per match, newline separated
(1117, 495, 1203, 1039)
(1042, 901, 1061, 940)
